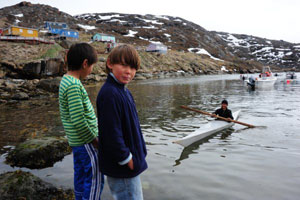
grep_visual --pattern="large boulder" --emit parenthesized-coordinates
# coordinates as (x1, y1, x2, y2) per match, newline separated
(59, 40, 76, 49)
(44, 58, 64, 76)
(0, 170, 74, 200)
(5, 137, 71, 169)
(37, 77, 62, 93)
(12, 92, 29, 100)
(23, 61, 42, 78)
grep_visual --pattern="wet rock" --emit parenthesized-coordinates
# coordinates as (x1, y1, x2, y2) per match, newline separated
(0, 92, 11, 100)
(99, 57, 106, 62)
(134, 73, 147, 80)
(12, 92, 30, 100)
(86, 74, 103, 82)
(6, 137, 71, 169)
(0, 170, 74, 200)
(37, 77, 62, 93)
(134, 76, 147, 80)
(3, 81, 18, 92)
(59, 40, 76, 49)
(44, 58, 64, 76)
(23, 61, 42, 78)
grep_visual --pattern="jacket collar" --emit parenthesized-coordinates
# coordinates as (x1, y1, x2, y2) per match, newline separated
(107, 73, 126, 90)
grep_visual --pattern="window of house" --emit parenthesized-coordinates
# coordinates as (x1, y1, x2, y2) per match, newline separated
(27, 30, 33, 34)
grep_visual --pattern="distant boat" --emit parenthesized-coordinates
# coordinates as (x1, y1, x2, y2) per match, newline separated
(286, 72, 297, 80)
(173, 110, 241, 147)
(255, 66, 277, 88)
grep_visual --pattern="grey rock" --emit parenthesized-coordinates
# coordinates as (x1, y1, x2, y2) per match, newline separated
(23, 61, 42, 78)
(6, 137, 71, 169)
(3, 81, 17, 92)
(44, 58, 64, 76)
(37, 77, 62, 93)
(99, 57, 106, 62)
(12, 92, 30, 100)
(0, 170, 74, 200)
(59, 40, 76, 49)
(134, 76, 147, 80)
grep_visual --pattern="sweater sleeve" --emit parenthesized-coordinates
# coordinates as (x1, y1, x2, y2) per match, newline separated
(98, 92, 131, 163)
(66, 84, 96, 144)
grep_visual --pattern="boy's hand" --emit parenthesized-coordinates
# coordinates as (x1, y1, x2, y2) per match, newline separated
(91, 137, 99, 149)
(128, 159, 134, 170)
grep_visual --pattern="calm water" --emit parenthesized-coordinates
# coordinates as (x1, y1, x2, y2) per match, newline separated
(1, 74, 300, 200)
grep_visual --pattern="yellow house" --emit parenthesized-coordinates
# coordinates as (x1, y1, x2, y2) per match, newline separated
(3, 26, 38, 38)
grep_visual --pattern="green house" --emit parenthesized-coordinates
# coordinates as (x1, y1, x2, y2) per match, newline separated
(92, 33, 115, 42)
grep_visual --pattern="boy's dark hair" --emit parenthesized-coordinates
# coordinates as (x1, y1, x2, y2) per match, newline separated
(67, 43, 97, 71)
(222, 100, 228, 105)
(106, 44, 140, 73)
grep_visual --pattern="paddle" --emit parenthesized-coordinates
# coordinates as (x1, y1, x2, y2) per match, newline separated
(180, 105, 255, 128)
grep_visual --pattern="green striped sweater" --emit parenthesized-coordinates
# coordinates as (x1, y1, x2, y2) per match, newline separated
(59, 75, 98, 146)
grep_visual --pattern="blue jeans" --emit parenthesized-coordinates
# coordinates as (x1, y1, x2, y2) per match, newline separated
(72, 143, 104, 200)
(107, 175, 143, 200)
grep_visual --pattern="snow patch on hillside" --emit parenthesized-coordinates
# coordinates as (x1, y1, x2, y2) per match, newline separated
(108, 19, 127, 23)
(124, 30, 138, 37)
(219, 33, 251, 48)
(77, 24, 96, 30)
(155, 15, 169, 20)
(14, 13, 23, 17)
(188, 48, 222, 61)
(99, 14, 121, 20)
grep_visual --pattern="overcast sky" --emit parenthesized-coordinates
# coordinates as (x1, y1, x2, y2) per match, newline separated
(1, 0, 299, 43)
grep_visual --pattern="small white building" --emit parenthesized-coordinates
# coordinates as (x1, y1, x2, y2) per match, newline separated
(146, 43, 167, 54)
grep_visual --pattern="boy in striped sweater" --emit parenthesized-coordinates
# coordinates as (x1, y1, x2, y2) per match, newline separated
(59, 43, 104, 200)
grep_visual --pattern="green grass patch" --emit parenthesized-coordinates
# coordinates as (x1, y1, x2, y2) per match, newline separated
(40, 44, 63, 59)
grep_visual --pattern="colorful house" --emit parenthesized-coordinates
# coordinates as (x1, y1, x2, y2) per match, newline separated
(44, 21, 79, 39)
(3, 26, 38, 37)
(92, 33, 116, 43)
(44, 21, 68, 30)
(146, 43, 167, 54)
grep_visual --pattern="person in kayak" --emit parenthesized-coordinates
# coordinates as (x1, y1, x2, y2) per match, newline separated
(213, 100, 234, 121)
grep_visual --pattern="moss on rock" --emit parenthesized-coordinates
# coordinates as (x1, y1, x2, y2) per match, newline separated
(0, 170, 74, 200)
(6, 137, 71, 169)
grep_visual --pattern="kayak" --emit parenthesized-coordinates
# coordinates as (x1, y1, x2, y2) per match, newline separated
(173, 110, 241, 147)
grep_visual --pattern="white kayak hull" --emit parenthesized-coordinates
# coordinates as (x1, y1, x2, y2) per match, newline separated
(173, 110, 241, 147)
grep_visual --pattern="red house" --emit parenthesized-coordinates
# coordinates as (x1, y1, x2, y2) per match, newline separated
(0, 29, 3, 36)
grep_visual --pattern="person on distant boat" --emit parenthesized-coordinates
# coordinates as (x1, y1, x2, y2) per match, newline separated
(212, 100, 234, 121)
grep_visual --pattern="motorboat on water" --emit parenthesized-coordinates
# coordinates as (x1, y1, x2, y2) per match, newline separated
(286, 72, 297, 80)
(255, 66, 277, 87)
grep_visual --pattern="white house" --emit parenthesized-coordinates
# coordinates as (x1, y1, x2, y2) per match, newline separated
(146, 43, 167, 54)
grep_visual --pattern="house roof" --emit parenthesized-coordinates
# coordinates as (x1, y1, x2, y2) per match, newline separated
(94, 33, 115, 37)
(7, 25, 38, 31)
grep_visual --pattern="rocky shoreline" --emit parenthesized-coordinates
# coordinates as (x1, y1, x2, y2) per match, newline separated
(0, 170, 74, 200)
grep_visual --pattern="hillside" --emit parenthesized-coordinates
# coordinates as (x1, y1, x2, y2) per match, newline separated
(0, 1, 298, 70)
(215, 32, 300, 69)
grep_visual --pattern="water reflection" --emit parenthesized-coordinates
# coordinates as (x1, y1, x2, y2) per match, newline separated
(1, 74, 300, 200)
(174, 128, 235, 166)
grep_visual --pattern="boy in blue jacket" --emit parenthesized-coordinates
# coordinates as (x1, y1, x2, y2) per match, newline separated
(96, 44, 147, 200)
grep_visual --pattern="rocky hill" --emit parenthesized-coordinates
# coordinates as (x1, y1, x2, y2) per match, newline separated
(0, 1, 298, 70)
(215, 32, 300, 69)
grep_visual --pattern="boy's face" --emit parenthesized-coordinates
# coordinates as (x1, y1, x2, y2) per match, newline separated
(221, 103, 228, 110)
(108, 63, 136, 84)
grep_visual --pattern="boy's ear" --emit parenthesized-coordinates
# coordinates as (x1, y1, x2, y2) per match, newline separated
(107, 58, 113, 70)
(82, 59, 89, 69)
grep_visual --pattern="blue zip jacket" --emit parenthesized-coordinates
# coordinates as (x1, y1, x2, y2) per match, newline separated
(96, 74, 147, 178)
